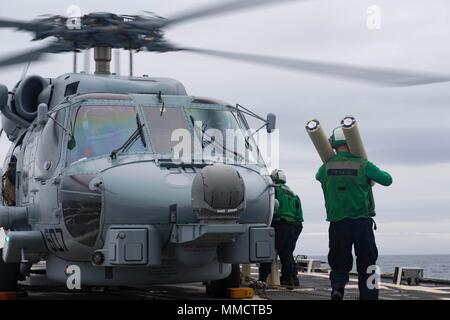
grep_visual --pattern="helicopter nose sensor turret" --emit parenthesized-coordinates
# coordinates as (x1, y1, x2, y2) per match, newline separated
(192, 164, 245, 224)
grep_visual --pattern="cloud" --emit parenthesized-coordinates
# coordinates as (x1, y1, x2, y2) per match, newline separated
(365, 128, 450, 165)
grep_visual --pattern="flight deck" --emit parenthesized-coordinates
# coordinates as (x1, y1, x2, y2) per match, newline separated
(17, 264, 450, 300)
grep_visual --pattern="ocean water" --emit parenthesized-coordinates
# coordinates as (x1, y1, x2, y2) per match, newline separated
(311, 255, 450, 280)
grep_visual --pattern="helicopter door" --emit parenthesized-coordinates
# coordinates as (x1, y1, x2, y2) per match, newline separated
(1, 133, 25, 206)
(17, 128, 39, 205)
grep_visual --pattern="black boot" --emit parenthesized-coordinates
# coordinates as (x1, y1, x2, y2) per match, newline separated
(331, 288, 344, 300)
(280, 277, 289, 286)
(285, 278, 295, 290)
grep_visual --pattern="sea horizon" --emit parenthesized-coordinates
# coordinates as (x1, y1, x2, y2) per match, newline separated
(307, 253, 450, 257)
(309, 254, 450, 280)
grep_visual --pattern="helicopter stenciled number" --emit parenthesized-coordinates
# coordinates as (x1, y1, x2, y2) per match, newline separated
(44, 228, 69, 252)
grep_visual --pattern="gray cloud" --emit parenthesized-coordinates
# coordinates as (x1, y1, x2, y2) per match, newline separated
(367, 128, 450, 165)
(288, 127, 450, 166)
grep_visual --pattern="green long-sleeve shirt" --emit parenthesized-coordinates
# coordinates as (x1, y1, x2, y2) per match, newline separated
(315, 152, 392, 221)
(273, 183, 304, 224)
(315, 152, 392, 186)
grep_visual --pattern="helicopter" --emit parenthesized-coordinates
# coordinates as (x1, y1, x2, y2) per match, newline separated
(0, 0, 449, 298)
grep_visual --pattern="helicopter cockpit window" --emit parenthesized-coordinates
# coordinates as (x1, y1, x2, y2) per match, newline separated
(36, 111, 63, 178)
(186, 108, 262, 165)
(142, 107, 189, 156)
(66, 105, 146, 165)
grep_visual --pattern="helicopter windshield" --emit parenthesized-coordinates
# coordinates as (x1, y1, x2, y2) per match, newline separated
(186, 107, 262, 165)
(142, 106, 190, 156)
(66, 105, 146, 164)
(141, 105, 263, 166)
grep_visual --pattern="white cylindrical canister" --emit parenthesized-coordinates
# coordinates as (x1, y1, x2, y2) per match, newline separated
(341, 116, 368, 159)
(305, 119, 335, 163)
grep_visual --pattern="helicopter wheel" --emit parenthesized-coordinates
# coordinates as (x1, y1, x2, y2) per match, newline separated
(0, 248, 20, 292)
(206, 264, 241, 298)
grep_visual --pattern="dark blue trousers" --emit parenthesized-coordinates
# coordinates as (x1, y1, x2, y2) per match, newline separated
(328, 218, 379, 300)
(259, 221, 302, 281)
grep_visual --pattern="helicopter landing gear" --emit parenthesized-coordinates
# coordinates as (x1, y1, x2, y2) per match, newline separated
(206, 264, 241, 298)
(0, 249, 20, 292)
(19, 261, 33, 281)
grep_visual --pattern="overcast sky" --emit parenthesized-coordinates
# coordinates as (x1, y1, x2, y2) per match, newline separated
(0, 0, 450, 255)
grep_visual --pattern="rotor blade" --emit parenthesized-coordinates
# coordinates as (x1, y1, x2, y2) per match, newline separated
(0, 17, 36, 31)
(0, 49, 48, 68)
(182, 47, 450, 86)
(20, 61, 31, 80)
(0, 43, 72, 68)
(161, 0, 304, 28)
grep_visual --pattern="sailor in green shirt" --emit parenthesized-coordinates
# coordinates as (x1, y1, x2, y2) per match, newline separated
(259, 169, 303, 288)
(315, 127, 392, 300)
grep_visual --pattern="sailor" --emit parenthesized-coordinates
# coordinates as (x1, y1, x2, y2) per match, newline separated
(259, 169, 303, 288)
(1, 155, 17, 206)
(315, 127, 392, 300)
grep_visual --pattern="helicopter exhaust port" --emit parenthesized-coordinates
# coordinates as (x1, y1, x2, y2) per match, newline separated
(0, 76, 51, 132)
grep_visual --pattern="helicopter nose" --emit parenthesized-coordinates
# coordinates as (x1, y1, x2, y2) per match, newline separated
(192, 163, 246, 224)
(99, 161, 194, 225)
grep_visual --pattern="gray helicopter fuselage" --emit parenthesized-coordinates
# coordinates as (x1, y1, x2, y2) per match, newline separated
(0, 73, 276, 286)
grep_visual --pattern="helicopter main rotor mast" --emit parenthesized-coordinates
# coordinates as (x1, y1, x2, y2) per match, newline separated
(94, 46, 112, 75)
(92, 47, 133, 76)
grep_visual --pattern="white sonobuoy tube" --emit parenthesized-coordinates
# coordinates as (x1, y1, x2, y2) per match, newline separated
(341, 116, 375, 186)
(305, 119, 335, 163)
(341, 116, 368, 159)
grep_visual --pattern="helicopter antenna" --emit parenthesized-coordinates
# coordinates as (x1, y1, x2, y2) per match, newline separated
(83, 49, 91, 74)
(73, 51, 77, 73)
(94, 46, 112, 75)
(20, 61, 31, 80)
(114, 49, 121, 76)
(129, 50, 134, 77)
